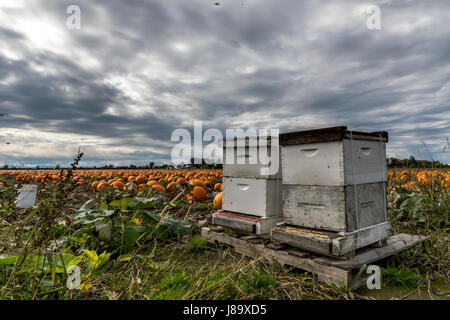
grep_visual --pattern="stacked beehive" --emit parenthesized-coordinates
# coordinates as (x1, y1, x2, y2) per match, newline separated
(212, 136, 283, 234)
(271, 126, 390, 258)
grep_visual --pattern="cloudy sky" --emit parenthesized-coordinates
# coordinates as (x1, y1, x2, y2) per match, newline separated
(0, 0, 449, 167)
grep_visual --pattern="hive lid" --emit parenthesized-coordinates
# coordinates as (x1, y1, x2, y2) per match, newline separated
(279, 126, 388, 146)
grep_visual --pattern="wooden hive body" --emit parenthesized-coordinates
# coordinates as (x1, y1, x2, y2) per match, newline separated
(272, 126, 390, 257)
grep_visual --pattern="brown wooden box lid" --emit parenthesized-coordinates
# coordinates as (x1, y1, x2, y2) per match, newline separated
(279, 126, 388, 146)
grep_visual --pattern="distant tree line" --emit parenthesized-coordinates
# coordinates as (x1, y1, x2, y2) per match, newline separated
(1, 159, 223, 170)
(388, 156, 449, 169)
(92, 162, 177, 170)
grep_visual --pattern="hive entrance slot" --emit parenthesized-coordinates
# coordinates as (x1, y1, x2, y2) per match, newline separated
(237, 183, 250, 191)
(296, 202, 326, 208)
(360, 147, 372, 155)
(301, 148, 319, 157)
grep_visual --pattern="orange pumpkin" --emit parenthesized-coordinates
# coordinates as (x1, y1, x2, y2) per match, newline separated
(213, 192, 223, 209)
(191, 186, 207, 201)
(152, 184, 166, 195)
(166, 182, 177, 192)
(189, 179, 206, 189)
(112, 180, 124, 190)
(136, 175, 146, 185)
(96, 182, 109, 191)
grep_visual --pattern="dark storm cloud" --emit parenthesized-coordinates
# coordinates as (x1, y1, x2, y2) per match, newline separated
(0, 27, 24, 40)
(0, 0, 449, 166)
(0, 48, 178, 143)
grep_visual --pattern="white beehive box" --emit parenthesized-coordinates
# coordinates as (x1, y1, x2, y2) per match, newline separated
(214, 136, 283, 234)
(282, 182, 387, 232)
(272, 127, 390, 256)
(222, 177, 282, 219)
(221, 137, 281, 180)
(281, 127, 388, 186)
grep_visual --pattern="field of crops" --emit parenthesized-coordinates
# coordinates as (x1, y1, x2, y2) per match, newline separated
(0, 167, 448, 300)
(2, 168, 224, 204)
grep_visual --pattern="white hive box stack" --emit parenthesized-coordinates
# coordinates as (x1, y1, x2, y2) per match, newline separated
(212, 137, 283, 235)
(271, 126, 390, 258)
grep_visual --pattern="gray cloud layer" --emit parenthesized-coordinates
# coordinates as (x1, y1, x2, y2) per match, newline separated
(0, 0, 449, 167)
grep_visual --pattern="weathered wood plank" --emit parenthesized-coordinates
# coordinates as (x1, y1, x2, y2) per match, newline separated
(201, 228, 426, 289)
(344, 133, 388, 142)
(271, 222, 390, 258)
(202, 227, 428, 289)
(279, 126, 347, 146)
(212, 212, 283, 235)
(279, 127, 388, 146)
(281, 184, 347, 232)
(331, 221, 390, 256)
(267, 250, 351, 286)
(240, 235, 259, 241)
(285, 248, 310, 258)
(202, 227, 351, 287)
(271, 226, 332, 255)
(314, 234, 428, 270)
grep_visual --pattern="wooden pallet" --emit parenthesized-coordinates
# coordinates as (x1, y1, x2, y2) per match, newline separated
(201, 227, 427, 289)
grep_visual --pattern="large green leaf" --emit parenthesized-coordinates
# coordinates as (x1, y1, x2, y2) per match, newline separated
(131, 197, 165, 210)
(82, 250, 110, 270)
(54, 253, 82, 273)
(74, 208, 115, 224)
(0, 255, 17, 266)
(110, 197, 135, 210)
(144, 212, 191, 237)
(1, 253, 82, 274)
(123, 223, 146, 249)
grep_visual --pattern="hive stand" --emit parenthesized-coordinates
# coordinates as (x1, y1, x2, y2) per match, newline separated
(201, 227, 427, 289)
(271, 222, 390, 259)
(212, 211, 283, 236)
